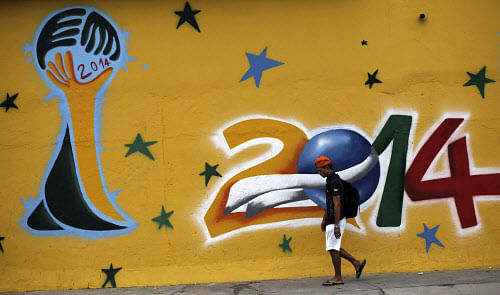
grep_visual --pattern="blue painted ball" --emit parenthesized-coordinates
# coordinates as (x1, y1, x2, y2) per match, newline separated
(297, 129, 380, 208)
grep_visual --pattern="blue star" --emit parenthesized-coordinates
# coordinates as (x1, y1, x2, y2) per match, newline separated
(142, 64, 149, 69)
(22, 43, 32, 55)
(417, 223, 445, 253)
(240, 47, 284, 88)
(120, 53, 136, 71)
(122, 28, 131, 40)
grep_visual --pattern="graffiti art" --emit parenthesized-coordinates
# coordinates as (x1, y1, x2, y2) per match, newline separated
(21, 6, 136, 238)
(201, 112, 500, 241)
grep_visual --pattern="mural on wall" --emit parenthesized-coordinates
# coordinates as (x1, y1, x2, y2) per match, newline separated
(21, 6, 137, 238)
(202, 112, 500, 241)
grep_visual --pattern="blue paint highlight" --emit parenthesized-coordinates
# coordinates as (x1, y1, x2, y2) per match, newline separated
(22, 43, 32, 55)
(122, 28, 131, 40)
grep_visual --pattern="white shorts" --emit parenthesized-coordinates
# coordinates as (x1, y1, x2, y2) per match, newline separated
(325, 218, 346, 251)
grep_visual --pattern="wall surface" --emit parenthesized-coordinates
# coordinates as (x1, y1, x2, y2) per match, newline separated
(0, 0, 499, 292)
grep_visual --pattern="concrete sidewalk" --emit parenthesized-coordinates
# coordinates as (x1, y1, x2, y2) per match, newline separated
(3, 268, 499, 295)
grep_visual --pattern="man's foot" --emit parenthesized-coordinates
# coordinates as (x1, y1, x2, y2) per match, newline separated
(356, 259, 367, 279)
(322, 279, 344, 286)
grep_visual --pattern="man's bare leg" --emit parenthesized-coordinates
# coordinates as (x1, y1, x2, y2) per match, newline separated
(328, 249, 343, 283)
(339, 248, 361, 271)
(340, 248, 366, 278)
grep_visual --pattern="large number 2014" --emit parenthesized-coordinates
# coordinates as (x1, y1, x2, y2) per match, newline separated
(205, 115, 500, 238)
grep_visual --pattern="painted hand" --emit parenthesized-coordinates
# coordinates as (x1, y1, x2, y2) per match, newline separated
(43, 50, 124, 222)
(45, 51, 113, 97)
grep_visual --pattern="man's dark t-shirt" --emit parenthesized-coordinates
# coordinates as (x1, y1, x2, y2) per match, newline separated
(325, 172, 345, 225)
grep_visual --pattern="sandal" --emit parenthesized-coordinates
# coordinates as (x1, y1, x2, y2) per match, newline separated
(356, 259, 366, 279)
(322, 280, 344, 286)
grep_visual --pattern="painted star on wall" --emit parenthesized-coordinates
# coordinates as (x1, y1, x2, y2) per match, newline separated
(240, 47, 284, 88)
(463, 66, 495, 98)
(22, 43, 32, 55)
(0, 237, 4, 253)
(200, 162, 222, 186)
(0, 93, 19, 112)
(417, 223, 445, 253)
(278, 234, 292, 253)
(365, 69, 382, 89)
(152, 205, 174, 230)
(124, 133, 158, 161)
(101, 263, 122, 288)
(175, 2, 201, 32)
(361, 40, 368, 46)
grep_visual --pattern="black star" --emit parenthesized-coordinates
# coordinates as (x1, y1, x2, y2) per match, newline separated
(463, 66, 495, 98)
(101, 263, 122, 288)
(365, 69, 382, 89)
(124, 133, 158, 161)
(361, 40, 368, 46)
(0, 93, 19, 112)
(0, 237, 4, 253)
(152, 205, 174, 230)
(175, 2, 201, 32)
(199, 162, 222, 186)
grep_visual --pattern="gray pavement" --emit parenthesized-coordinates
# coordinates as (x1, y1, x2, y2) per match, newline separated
(3, 268, 499, 295)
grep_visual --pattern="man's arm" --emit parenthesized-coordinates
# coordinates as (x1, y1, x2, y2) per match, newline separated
(333, 194, 341, 238)
(321, 211, 327, 232)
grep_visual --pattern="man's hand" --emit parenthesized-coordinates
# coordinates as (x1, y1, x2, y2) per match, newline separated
(334, 227, 341, 239)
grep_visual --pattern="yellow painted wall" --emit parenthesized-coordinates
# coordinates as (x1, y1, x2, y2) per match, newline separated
(0, 0, 499, 292)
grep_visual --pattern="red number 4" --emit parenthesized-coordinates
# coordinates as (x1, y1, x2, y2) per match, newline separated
(405, 118, 500, 229)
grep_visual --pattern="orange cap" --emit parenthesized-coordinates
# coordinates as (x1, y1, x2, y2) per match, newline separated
(314, 156, 332, 168)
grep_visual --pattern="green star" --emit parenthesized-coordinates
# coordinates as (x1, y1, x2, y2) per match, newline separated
(152, 205, 174, 230)
(463, 66, 495, 98)
(199, 162, 222, 186)
(124, 133, 158, 160)
(101, 263, 122, 288)
(278, 234, 292, 253)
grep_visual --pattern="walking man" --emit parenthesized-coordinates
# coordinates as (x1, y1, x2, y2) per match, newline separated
(315, 156, 366, 286)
